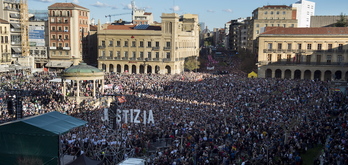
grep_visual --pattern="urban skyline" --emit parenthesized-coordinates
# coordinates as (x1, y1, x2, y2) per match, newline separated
(28, 0, 348, 29)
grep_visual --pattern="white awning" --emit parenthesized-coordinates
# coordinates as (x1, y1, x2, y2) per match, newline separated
(10, 23, 20, 29)
(49, 78, 71, 83)
(11, 47, 21, 53)
(45, 61, 73, 68)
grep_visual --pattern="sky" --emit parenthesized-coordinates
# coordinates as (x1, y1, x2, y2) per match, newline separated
(28, 0, 348, 30)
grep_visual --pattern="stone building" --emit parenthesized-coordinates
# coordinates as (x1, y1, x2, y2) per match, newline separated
(257, 27, 348, 81)
(97, 13, 199, 74)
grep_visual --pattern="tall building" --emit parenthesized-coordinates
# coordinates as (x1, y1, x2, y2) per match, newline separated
(131, 0, 153, 25)
(46, 3, 90, 70)
(0, 18, 10, 65)
(28, 21, 48, 68)
(0, 0, 30, 62)
(257, 27, 348, 81)
(291, 0, 315, 27)
(97, 13, 200, 74)
(228, 18, 249, 52)
(248, 5, 297, 52)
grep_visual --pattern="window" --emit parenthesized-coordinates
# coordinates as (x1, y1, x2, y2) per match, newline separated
(139, 41, 144, 47)
(338, 55, 343, 63)
(317, 44, 322, 50)
(283, 24, 286, 27)
(306, 55, 311, 63)
(338, 44, 343, 51)
(267, 54, 272, 61)
(276, 11, 280, 15)
(256, 30, 259, 34)
(147, 52, 151, 59)
(52, 35, 56, 39)
(256, 24, 259, 27)
(287, 54, 291, 62)
(51, 27, 56, 31)
(132, 41, 136, 47)
(267, 43, 272, 49)
(316, 55, 321, 63)
(116, 41, 121, 47)
(166, 52, 171, 59)
(117, 51, 121, 58)
(102, 51, 105, 57)
(109, 41, 113, 47)
(155, 42, 159, 47)
(155, 52, 159, 58)
(298, 43, 302, 50)
(101, 41, 105, 47)
(307, 44, 312, 50)
(65, 43, 69, 47)
(277, 43, 282, 50)
(326, 55, 331, 64)
(140, 52, 144, 58)
(264, 11, 268, 14)
(287, 43, 292, 50)
(283, 11, 286, 15)
(270, 11, 274, 14)
(132, 51, 136, 58)
(52, 43, 56, 47)
(166, 42, 170, 48)
(124, 51, 128, 58)
(328, 44, 333, 51)
(147, 41, 152, 47)
(109, 51, 113, 58)
(277, 54, 281, 62)
(124, 41, 128, 47)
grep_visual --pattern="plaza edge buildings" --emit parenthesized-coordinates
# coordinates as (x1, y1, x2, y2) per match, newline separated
(97, 13, 200, 74)
(257, 27, 348, 81)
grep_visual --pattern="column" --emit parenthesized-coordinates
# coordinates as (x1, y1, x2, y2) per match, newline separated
(93, 79, 96, 97)
(101, 79, 104, 94)
(291, 70, 294, 79)
(144, 65, 148, 74)
(77, 80, 80, 97)
(62, 80, 66, 100)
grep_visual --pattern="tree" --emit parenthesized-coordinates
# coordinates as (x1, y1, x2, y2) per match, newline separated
(334, 13, 348, 27)
(184, 56, 200, 72)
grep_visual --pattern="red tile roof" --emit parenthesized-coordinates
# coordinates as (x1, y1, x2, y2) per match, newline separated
(105, 25, 136, 30)
(90, 25, 97, 31)
(261, 27, 348, 35)
(144, 12, 152, 15)
(0, 18, 9, 24)
(48, 3, 88, 10)
(262, 5, 291, 8)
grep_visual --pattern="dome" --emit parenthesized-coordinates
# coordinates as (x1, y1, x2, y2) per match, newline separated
(62, 63, 102, 74)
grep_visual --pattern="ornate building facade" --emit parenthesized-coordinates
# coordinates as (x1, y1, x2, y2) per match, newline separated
(257, 27, 348, 81)
(97, 13, 199, 74)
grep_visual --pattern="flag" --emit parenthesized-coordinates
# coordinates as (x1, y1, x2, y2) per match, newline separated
(117, 96, 127, 103)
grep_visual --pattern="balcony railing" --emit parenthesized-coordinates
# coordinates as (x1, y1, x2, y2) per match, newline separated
(163, 47, 171, 51)
(152, 47, 159, 51)
(162, 58, 171, 62)
(98, 45, 106, 49)
(263, 49, 347, 53)
(258, 60, 348, 66)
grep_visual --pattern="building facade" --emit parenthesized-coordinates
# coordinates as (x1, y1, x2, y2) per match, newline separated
(310, 15, 348, 27)
(46, 3, 90, 70)
(291, 0, 315, 27)
(228, 18, 250, 52)
(0, 0, 29, 61)
(248, 5, 297, 52)
(97, 13, 199, 74)
(28, 21, 48, 68)
(257, 27, 348, 81)
(0, 18, 10, 65)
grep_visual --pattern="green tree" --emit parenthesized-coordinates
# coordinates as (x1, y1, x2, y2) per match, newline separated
(184, 56, 200, 71)
(334, 13, 348, 27)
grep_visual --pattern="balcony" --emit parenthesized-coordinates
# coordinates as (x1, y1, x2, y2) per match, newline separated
(98, 45, 106, 49)
(122, 57, 128, 60)
(163, 47, 171, 51)
(162, 58, 171, 62)
(152, 58, 160, 61)
(57, 47, 63, 50)
(152, 47, 159, 51)
(258, 60, 348, 66)
(49, 47, 57, 50)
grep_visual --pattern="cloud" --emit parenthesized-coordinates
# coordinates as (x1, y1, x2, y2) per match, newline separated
(170, 5, 180, 11)
(34, 0, 53, 2)
(207, 9, 215, 13)
(91, 1, 110, 8)
(223, 9, 233, 13)
(123, 3, 133, 10)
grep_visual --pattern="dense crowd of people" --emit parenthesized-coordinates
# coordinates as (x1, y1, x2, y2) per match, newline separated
(0, 64, 347, 165)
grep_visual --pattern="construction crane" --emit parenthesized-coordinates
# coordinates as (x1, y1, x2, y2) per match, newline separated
(105, 13, 130, 23)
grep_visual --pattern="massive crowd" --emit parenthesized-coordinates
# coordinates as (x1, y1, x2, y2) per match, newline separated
(0, 64, 347, 165)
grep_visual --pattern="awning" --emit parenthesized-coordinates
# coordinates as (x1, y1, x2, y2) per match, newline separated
(9, 13, 19, 18)
(10, 23, 20, 29)
(11, 47, 21, 53)
(45, 61, 73, 68)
